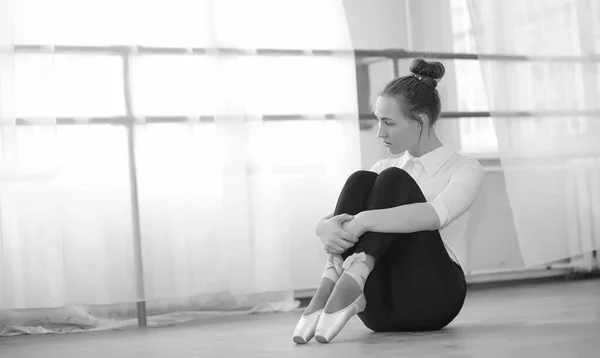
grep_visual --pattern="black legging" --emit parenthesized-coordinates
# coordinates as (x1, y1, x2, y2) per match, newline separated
(334, 167, 467, 332)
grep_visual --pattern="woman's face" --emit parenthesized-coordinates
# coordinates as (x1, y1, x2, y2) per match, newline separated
(374, 96, 422, 155)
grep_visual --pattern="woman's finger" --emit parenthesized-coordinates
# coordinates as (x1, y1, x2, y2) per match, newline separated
(333, 238, 353, 250)
(327, 243, 344, 254)
(338, 230, 359, 243)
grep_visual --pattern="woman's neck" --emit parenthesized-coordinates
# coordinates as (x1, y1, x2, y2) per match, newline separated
(408, 134, 443, 158)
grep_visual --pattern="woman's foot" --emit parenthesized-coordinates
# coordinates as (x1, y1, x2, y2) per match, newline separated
(293, 254, 343, 344)
(314, 253, 373, 343)
(304, 254, 343, 314)
(324, 253, 374, 312)
(314, 293, 366, 344)
(323, 274, 362, 313)
(304, 278, 336, 315)
(292, 277, 336, 345)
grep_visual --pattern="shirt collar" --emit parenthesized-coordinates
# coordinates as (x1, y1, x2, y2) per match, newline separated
(404, 145, 456, 176)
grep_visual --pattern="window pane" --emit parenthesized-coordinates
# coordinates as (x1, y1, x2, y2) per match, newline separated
(452, 60, 498, 153)
(452, 59, 589, 154)
(10, 0, 350, 49)
(477, 61, 586, 112)
(131, 56, 218, 116)
(452, 60, 490, 112)
(119, 0, 214, 47)
(463, 0, 583, 57)
(237, 56, 356, 115)
(493, 116, 597, 154)
(456, 117, 498, 153)
(12, 0, 213, 47)
(2, 126, 59, 175)
(450, 0, 477, 53)
(0, 54, 124, 118)
(131, 55, 356, 116)
(213, 0, 351, 50)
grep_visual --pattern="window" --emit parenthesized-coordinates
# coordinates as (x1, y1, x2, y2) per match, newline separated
(130, 55, 354, 117)
(1, 0, 359, 181)
(0, 54, 124, 118)
(449, 0, 596, 155)
(450, 0, 498, 154)
(3, 0, 353, 118)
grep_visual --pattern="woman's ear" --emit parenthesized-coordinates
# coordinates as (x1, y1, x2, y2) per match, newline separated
(418, 113, 429, 127)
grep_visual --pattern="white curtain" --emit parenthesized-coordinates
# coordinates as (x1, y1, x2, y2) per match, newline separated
(467, 0, 600, 268)
(0, 0, 361, 335)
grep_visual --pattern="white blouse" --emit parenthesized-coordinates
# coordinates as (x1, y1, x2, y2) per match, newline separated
(370, 145, 484, 266)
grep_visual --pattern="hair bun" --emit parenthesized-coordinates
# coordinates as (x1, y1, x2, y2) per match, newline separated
(409, 59, 445, 85)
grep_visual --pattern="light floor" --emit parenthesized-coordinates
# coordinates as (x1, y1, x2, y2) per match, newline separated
(2, 278, 600, 358)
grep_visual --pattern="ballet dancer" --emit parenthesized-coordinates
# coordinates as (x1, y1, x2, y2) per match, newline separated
(293, 59, 484, 344)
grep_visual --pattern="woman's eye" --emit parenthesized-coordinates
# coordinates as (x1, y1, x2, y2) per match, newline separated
(384, 121, 393, 126)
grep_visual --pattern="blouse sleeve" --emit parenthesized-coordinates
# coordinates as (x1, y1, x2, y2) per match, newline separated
(429, 159, 484, 229)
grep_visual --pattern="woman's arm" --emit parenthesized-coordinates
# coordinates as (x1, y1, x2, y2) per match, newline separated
(349, 159, 484, 235)
(357, 203, 440, 233)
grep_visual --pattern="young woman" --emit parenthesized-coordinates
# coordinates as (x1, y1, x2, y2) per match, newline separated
(292, 59, 484, 344)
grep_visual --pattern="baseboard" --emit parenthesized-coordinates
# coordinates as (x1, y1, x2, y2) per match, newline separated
(464, 267, 597, 290)
(293, 267, 600, 303)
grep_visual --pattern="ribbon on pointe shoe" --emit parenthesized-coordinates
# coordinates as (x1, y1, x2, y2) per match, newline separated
(341, 252, 370, 290)
(314, 253, 370, 344)
(321, 254, 344, 283)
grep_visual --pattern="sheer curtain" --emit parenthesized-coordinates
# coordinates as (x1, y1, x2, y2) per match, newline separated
(0, 0, 361, 335)
(467, 0, 600, 268)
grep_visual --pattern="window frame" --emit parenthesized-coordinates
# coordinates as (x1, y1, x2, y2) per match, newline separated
(2, 45, 599, 162)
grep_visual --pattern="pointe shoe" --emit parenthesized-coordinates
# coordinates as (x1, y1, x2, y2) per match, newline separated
(292, 309, 323, 344)
(292, 254, 343, 344)
(314, 294, 366, 343)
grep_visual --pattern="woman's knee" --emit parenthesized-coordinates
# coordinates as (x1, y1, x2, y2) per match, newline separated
(345, 170, 378, 187)
(376, 167, 414, 186)
(368, 167, 423, 204)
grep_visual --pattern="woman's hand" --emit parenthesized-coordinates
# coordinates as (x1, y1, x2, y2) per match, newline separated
(341, 214, 368, 239)
(316, 214, 359, 255)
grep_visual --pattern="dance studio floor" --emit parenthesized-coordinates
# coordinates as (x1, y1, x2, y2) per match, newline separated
(2, 278, 600, 358)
